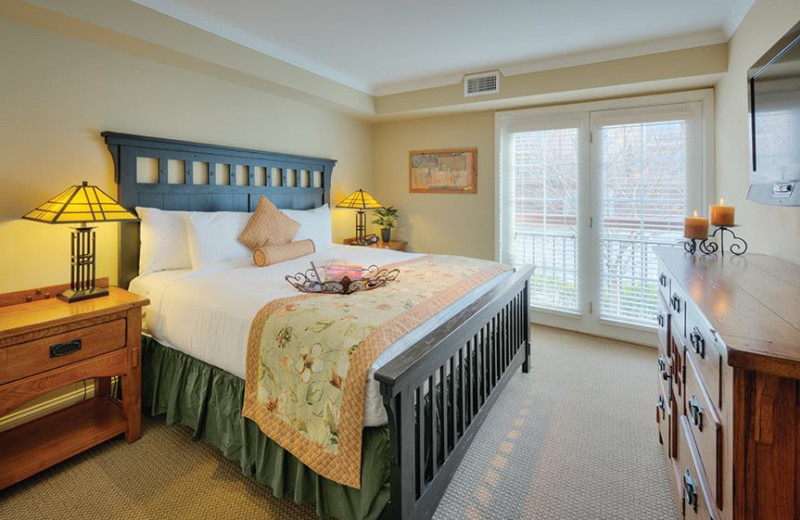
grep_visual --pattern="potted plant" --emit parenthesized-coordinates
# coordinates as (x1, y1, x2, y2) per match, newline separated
(372, 206, 398, 243)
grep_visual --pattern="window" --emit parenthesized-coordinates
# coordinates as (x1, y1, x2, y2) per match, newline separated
(510, 127, 580, 312)
(497, 92, 712, 343)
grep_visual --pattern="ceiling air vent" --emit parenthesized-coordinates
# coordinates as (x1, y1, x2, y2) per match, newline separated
(464, 71, 500, 97)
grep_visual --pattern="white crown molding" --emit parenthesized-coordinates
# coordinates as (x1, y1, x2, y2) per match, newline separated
(374, 29, 727, 97)
(129, 0, 374, 94)
(723, 0, 756, 37)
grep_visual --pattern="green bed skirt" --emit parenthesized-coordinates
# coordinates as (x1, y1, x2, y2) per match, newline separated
(141, 336, 391, 520)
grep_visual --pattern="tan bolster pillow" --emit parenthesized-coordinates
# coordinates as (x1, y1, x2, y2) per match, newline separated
(253, 239, 315, 267)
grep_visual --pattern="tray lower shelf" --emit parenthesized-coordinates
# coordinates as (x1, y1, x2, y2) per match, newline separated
(0, 396, 127, 489)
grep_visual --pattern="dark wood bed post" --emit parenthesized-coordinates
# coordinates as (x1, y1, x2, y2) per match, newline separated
(376, 266, 534, 519)
(106, 132, 533, 520)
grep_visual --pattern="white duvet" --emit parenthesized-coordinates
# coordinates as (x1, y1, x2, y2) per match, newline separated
(130, 245, 509, 426)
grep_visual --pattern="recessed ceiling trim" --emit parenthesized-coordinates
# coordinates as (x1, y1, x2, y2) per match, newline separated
(130, 0, 374, 94)
(131, 0, 743, 99)
(501, 29, 727, 77)
(375, 30, 727, 97)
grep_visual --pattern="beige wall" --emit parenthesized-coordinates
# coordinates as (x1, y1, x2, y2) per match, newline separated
(0, 16, 373, 293)
(372, 111, 496, 260)
(715, 0, 800, 262)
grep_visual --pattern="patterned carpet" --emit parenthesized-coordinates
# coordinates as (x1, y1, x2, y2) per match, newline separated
(0, 326, 677, 520)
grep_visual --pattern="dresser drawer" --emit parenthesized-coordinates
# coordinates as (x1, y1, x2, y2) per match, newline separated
(677, 417, 719, 520)
(685, 304, 723, 411)
(657, 292, 670, 356)
(685, 353, 723, 510)
(657, 371, 675, 460)
(669, 287, 686, 338)
(670, 330, 686, 407)
(0, 319, 127, 384)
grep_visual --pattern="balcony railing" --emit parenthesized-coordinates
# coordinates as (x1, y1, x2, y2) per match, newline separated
(511, 228, 578, 312)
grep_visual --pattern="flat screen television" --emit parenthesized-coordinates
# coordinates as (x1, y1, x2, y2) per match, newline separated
(748, 20, 800, 205)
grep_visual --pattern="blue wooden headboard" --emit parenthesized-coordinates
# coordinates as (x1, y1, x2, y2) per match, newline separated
(103, 132, 336, 288)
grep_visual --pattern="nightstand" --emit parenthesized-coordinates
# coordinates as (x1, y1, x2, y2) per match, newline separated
(343, 238, 407, 251)
(0, 284, 149, 489)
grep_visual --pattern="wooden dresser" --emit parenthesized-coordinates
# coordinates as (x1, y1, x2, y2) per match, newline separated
(655, 247, 800, 520)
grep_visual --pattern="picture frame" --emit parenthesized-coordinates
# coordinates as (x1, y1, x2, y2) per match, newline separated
(408, 148, 477, 193)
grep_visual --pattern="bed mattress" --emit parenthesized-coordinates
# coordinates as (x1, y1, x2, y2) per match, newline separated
(129, 245, 509, 426)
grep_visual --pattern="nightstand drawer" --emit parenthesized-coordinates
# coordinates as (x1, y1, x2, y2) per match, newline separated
(0, 319, 126, 384)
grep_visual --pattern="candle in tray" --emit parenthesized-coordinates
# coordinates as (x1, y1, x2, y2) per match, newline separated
(710, 198, 735, 226)
(684, 210, 709, 239)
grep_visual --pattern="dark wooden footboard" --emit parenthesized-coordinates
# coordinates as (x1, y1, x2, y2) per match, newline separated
(375, 265, 534, 520)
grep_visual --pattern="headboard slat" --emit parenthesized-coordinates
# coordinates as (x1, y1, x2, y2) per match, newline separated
(103, 132, 336, 289)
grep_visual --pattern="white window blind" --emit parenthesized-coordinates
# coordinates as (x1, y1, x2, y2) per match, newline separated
(596, 118, 691, 325)
(505, 127, 580, 313)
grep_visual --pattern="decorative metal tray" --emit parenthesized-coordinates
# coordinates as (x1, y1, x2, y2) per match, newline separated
(285, 263, 400, 295)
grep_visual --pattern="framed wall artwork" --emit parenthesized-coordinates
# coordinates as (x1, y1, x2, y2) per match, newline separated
(408, 148, 477, 193)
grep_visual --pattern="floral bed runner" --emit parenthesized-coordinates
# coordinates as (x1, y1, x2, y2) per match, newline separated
(242, 255, 512, 488)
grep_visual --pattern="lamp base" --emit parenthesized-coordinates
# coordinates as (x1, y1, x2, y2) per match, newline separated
(58, 287, 109, 303)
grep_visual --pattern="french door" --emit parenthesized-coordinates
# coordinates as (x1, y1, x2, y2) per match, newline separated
(497, 92, 712, 344)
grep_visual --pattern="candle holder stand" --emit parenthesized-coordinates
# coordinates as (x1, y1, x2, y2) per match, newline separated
(710, 225, 747, 256)
(684, 238, 718, 255)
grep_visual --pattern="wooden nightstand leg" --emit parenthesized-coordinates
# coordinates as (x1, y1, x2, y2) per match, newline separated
(121, 373, 141, 442)
(96, 377, 112, 397)
(123, 307, 142, 443)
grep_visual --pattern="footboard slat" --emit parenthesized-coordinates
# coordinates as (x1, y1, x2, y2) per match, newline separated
(416, 386, 424, 497)
(449, 356, 456, 453)
(458, 347, 465, 437)
(376, 265, 534, 520)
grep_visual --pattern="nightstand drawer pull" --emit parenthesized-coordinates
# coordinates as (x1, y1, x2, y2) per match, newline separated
(49, 339, 82, 358)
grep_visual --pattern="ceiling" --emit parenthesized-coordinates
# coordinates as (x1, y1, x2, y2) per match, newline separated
(131, 0, 753, 96)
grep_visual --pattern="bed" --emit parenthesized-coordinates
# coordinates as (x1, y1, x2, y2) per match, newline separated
(104, 132, 533, 520)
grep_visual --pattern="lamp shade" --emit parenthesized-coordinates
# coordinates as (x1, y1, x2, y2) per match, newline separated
(22, 181, 138, 224)
(335, 189, 383, 210)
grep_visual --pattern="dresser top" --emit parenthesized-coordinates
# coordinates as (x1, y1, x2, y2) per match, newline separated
(656, 247, 800, 378)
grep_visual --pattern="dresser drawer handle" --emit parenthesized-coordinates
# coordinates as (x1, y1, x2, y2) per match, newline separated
(657, 313, 665, 328)
(658, 356, 672, 382)
(690, 328, 705, 358)
(671, 293, 681, 313)
(688, 394, 704, 431)
(659, 273, 668, 287)
(683, 469, 698, 513)
(658, 355, 668, 374)
(49, 339, 82, 358)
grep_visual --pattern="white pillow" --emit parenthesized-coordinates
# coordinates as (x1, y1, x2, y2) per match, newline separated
(282, 204, 333, 250)
(182, 211, 252, 269)
(136, 207, 191, 275)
